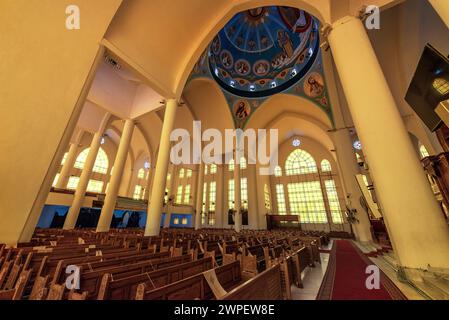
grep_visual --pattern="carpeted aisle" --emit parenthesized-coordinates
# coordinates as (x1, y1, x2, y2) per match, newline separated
(317, 240, 407, 300)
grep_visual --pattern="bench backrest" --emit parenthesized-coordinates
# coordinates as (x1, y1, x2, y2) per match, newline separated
(97, 257, 214, 300)
(137, 260, 241, 300)
(220, 264, 282, 300)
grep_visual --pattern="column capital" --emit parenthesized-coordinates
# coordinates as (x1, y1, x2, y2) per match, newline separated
(329, 15, 362, 34)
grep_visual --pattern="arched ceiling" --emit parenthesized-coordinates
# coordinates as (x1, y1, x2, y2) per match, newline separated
(268, 114, 335, 152)
(104, 0, 401, 99)
(246, 93, 332, 130)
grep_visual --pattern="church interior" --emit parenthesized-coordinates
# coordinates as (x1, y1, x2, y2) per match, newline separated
(1, 0, 449, 302)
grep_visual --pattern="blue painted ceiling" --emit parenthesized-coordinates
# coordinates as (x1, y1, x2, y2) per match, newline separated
(208, 6, 320, 98)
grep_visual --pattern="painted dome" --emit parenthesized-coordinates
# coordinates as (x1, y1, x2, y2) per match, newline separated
(209, 6, 320, 98)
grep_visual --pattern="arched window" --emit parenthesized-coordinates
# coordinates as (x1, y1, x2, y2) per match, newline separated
(321, 160, 332, 172)
(240, 157, 247, 170)
(420, 145, 430, 159)
(210, 164, 217, 174)
(74, 147, 109, 174)
(274, 166, 283, 177)
(264, 184, 271, 210)
(137, 168, 145, 179)
(285, 149, 317, 175)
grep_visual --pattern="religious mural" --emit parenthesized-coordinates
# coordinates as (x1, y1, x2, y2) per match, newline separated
(189, 6, 333, 129)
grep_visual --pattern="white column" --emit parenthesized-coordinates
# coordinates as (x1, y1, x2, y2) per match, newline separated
(63, 113, 110, 230)
(145, 99, 178, 236)
(234, 150, 242, 233)
(96, 119, 135, 232)
(329, 16, 449, 269)
(56, 130, 83, 189)
(195, 162, 205, 230)
(332, 129, 373, 242)
(429, 0, 449, 29)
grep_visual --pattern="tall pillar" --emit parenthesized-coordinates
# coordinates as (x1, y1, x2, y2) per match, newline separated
(56, 130, 83, 189)
(145, 99, 178, 236)
(234, 151, 242, 233)
(328, 16, 449, 269)
(63, 113, 110, 230)
(195, 162, 205, 230)
(96, 119, 134, 232)
(429, 0, 449, 29)
(332, 129, 373, 242)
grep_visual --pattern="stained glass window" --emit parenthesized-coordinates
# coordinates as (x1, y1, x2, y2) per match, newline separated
(74, 147, 109, 174)
(228, 180, 235, 209)
(287, 182, 327, 223)
(228, 159, 235, 172)
(133, 185, 143, 200)
(324, 180, 343, 224)
(264, 184, 271, 210)
(321, 159, 332, 172)
(240, 157, 247, 170)
(67, 176, 80, 190)
(184, 184, 191, 204)
(241, 178, 248, 209)
(137, 168, 145, 179)
(87, 180, 104, 193)
(176, 186, 183, 204)
(285, 149, 317, 175)
(274, 165, 283, 177)
(276, 184, 287, 215)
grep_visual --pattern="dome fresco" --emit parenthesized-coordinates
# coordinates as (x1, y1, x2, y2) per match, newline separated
(208, 6, 320, 98)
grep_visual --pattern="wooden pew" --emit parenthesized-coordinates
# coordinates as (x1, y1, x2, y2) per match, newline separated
(97, 257, 215, 300)
(0, 269, 31, 300)
(61, 255, 192, 299)
(245, 244, 269, 273)
(136, 261, 242, 300)
(51, 251, 170, 285)
(220, 264, 282, 300)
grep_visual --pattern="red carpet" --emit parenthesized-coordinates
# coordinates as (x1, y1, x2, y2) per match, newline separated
(317, 240, 407, 300)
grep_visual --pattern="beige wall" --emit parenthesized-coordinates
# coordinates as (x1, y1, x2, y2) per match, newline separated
(0, 0, 122, 244)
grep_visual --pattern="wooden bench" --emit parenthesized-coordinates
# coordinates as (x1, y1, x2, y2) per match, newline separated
(220, 264, 282, 300)
(56, 254, 192, 299)
(136, 261, 242, 300)
(97, 257, 215, 300)
(245, 244, 269, 273)
(51, 251, 170, 285)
